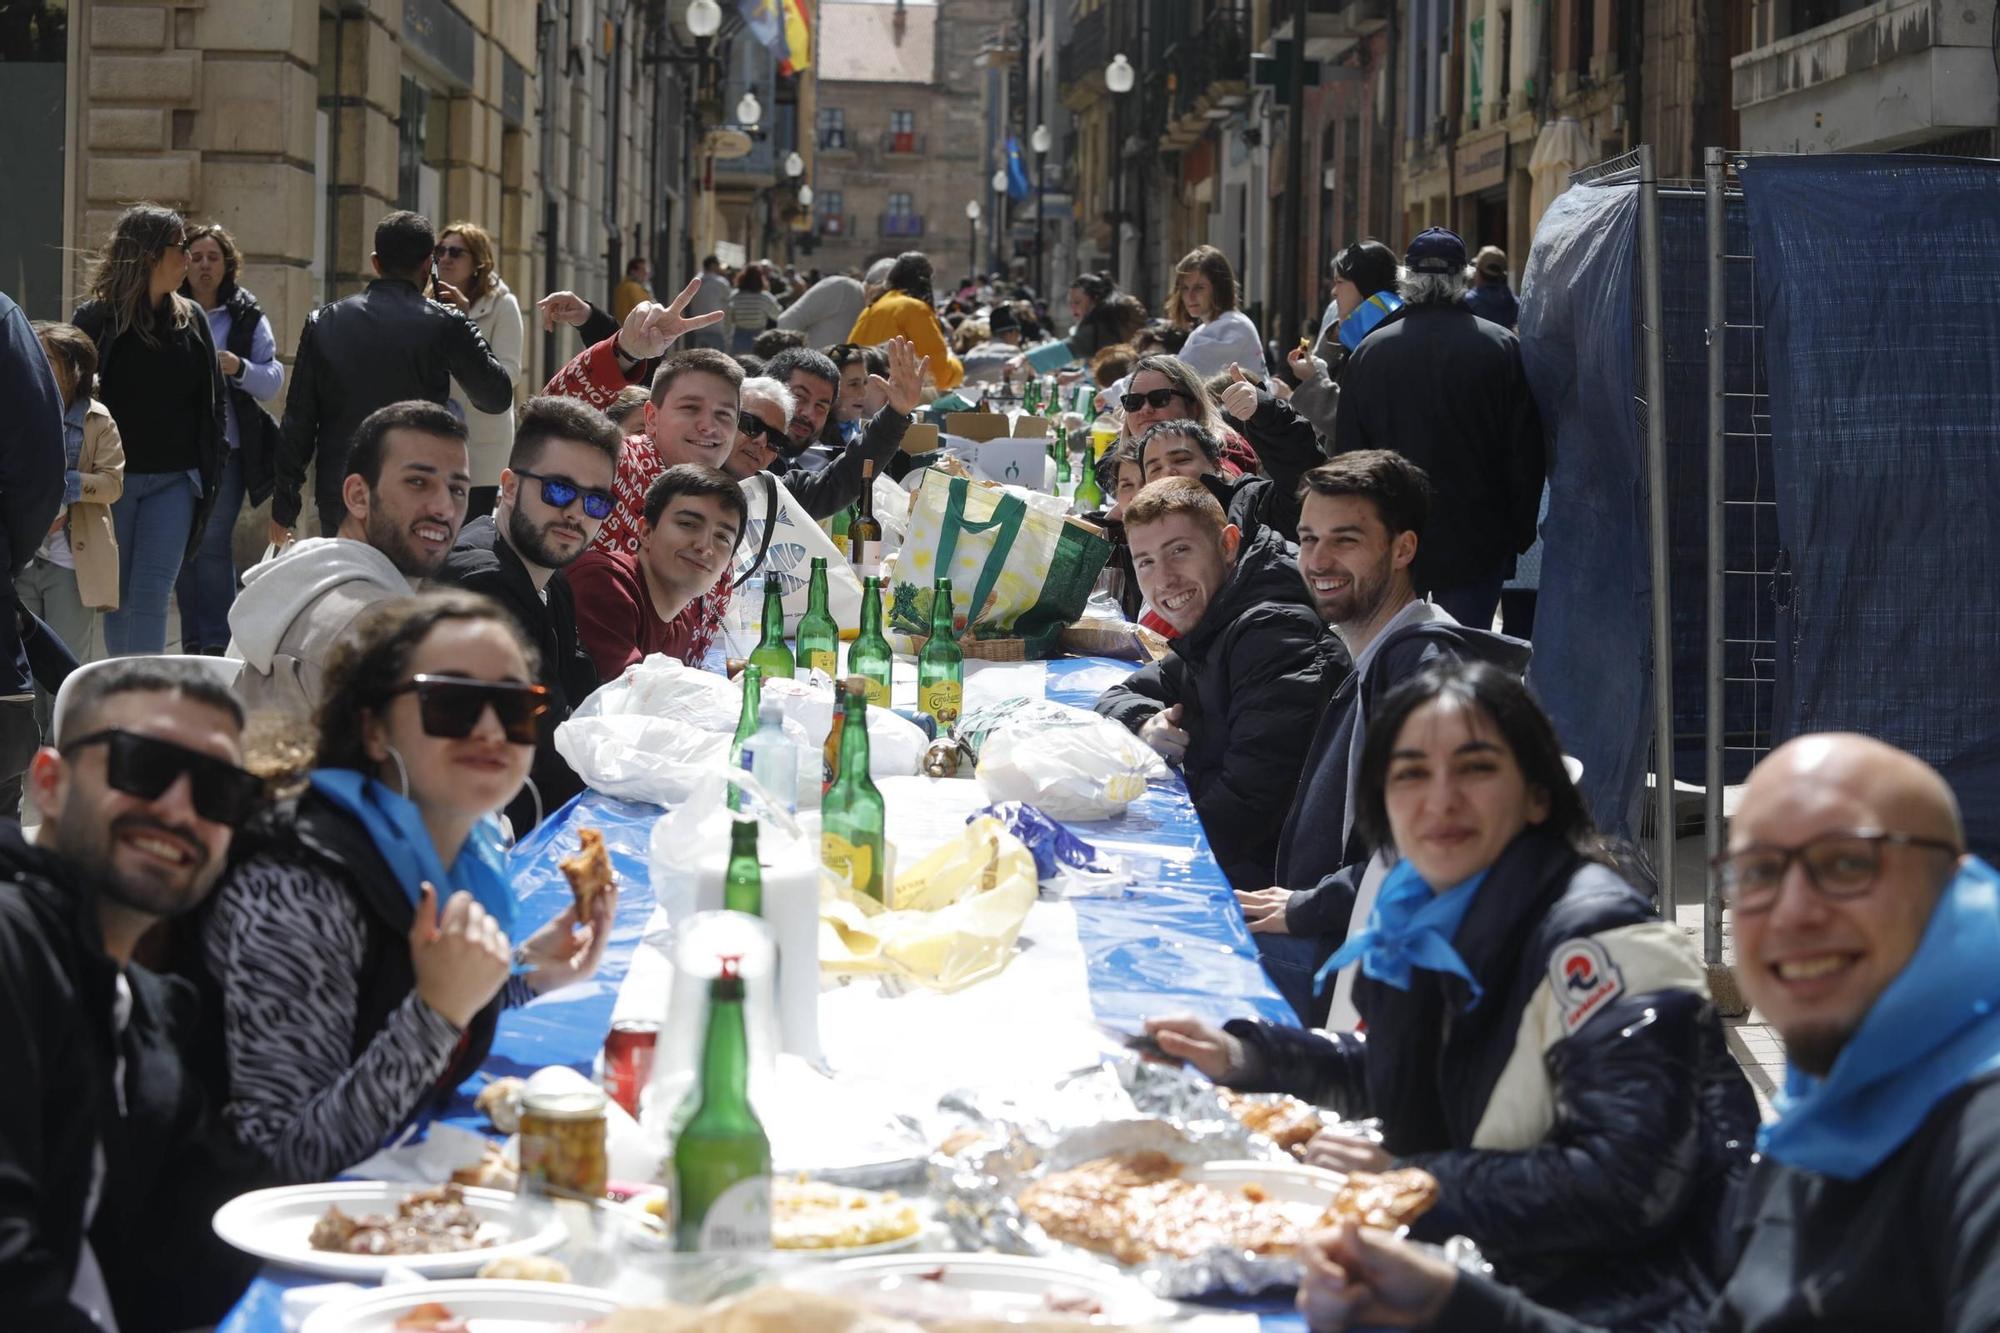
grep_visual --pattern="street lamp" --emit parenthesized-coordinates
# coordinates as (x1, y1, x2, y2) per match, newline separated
(798, 183, 813, 207)
(965, 199, 981, 279)
(1105, 57, 1135, 289)
(784, 150, 804, 178)
(1030, 123, 1051, 298)
(736, 89, 762, 127)
(684, 0, 722, 38)
(1104, 54, 1135, 94)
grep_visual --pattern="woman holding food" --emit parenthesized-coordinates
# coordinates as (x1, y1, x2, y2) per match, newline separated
(199, 590, 615, 1183)
(1150, 661, 1756, 1332)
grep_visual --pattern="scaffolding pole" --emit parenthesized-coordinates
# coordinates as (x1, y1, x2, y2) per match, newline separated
(1637, 143, 1676, 908)
(1702, 147, 1728, 965)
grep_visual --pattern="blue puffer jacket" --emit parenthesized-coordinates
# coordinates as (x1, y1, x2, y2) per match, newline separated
(1226, 828, 1758, 1332)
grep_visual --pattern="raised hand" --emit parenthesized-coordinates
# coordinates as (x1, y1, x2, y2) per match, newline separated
(1288, 343, 1329, 383)
(622, 276, 725, 360)
(1220, 362, 1262, 422)
(408, 881, 512, 1028)
(519, 879, 619, 994)
(433, 279, 471, 312)
(871, 335, 930, 416)
(536, 291, 591, 331)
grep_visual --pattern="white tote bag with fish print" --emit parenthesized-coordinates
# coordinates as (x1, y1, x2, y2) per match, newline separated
(730, 473, 864, 639)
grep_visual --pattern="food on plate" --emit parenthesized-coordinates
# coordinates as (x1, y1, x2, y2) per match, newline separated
(476, 1252, 573, 1282)
(475, 1075, 527, 1134)
(1217, 1089, 1324, 1160)
(391, 1303, 468, 1332)
(1017, 1151, 1437, 1266)
(450, 1140, 519, 1191)
(560, 827, 616, 920)
(935, 1127, 990, 1158)
(306, 1183, 489, 1256)
(771, 1176, 921, 1250)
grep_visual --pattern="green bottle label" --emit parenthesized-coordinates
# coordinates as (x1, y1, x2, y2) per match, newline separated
(919, 680, 962, 727)
(805, 649, 838, 678)
(822, 831, 878, 899)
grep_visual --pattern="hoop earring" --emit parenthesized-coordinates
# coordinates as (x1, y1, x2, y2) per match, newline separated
(510, 775, 543, 843)
(383, 744, 411, 800)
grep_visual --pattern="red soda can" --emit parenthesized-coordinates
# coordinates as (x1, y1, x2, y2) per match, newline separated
(601, 1020, 658, 1117)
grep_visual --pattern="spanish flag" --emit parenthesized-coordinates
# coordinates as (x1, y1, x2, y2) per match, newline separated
(778, 0, 812, 75)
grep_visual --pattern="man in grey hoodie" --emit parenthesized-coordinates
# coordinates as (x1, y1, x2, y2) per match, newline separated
(227, 401, 471, 718)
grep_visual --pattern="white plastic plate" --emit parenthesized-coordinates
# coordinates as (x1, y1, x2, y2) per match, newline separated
(299, 1279, 620, 1333)
(212, 1181, 569, 1280)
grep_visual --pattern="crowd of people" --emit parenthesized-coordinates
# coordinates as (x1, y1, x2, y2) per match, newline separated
(1, 194, 1993, 1333)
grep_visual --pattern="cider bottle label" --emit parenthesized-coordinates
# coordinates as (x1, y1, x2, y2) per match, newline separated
(919, 680, 963, 727)
(694, 1176, 771, 1252)
(821, 832, 877, 897)
(804, 649, 838, 678)
(862, 678, 891, 708)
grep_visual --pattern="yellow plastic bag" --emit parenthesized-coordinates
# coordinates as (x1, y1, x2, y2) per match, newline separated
(819, 816, 1037, 992)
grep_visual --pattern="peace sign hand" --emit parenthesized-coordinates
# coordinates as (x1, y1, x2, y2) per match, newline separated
(619, 277, 726, 360)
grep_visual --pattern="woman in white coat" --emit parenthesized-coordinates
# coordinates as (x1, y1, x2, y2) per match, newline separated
(435, 221, 523, 520)
(1168, 245, 1267, 379)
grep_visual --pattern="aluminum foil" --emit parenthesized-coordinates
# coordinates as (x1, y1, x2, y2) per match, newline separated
(930, 1055, 1488, 1300)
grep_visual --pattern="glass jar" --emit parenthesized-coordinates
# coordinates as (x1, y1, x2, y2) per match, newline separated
(519, 1084, 609, 1199)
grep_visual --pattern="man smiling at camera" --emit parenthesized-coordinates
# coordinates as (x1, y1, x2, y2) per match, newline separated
(1287, 732, 2000, 1333)
(1095, 477, 1343, 893)
(230, 401, 471, 720)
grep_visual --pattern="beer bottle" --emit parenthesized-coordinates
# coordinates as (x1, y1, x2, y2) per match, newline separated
(672, 957, 771, 1252)
(848, 577, 894, 708)
(795, 557, 840, 679)
(917, 579, 964, 730)
(747, 577, 794, 680)
(724, 818, 762, 916)
(822, 679, 887, 903)
(847, 460, 884, 579)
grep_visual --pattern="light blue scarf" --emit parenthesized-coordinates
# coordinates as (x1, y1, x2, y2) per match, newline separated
(1315, 857, 1487, 1003)
(1761, 855, 2000, 1181)
(1338, 291, 1404, 352)
(309, 768, 520, 943)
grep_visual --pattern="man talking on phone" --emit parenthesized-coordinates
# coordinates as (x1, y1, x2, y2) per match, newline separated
(273, 211, 514, 540)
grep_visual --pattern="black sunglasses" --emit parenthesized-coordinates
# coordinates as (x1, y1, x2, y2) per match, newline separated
(433, 243, 472, 260)
(737, 415, 780, 443)
(1120, 387, 1192, 413)
(60, 729, 263, 829)
(514, 468, 615, 520)
(387, 674, 550, 745)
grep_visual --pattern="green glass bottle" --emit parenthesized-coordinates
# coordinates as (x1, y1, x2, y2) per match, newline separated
(726, 664, 764, 813)
(821, 680, 887, 903)
(846, 460, 884, 579)
(747, 578, 794, 681)
(917, 579, 964, 730)
(671, 958, 771, 1252)
(1054, 424, 1072, 489)
(848, 577, 894, 709)
(795, 557, 840, 680)
(724, 818, 762, 916)
(1023, 376, 1041, 415)
(1074, 445, 1104, 509)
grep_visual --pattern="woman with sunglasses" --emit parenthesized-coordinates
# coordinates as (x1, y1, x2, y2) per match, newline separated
(1117, 354, 1262, 481)
(71, 203, 227, 656)
(199, 590, 615, 1184)
(1148, 661, 1756, 1331)
(433, 221, 523, 522)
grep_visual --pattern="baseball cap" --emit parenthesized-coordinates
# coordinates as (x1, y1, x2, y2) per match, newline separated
(1405, 227, 1469, 275)
(1475, 245, 1509, 278)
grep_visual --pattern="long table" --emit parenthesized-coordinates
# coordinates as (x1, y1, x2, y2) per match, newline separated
(219, 657, 1305, 1330)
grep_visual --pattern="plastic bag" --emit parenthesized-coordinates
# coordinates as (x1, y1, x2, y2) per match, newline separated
(734, 472, 864, 635)
(756, 675, 927, 780)
(820, 815, 1037, 992)
(973, 801, 1128, 896)
(970, 701, 1168, 820)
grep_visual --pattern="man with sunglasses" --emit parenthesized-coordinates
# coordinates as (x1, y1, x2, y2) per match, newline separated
(440, 397, 623, 834)
(762, 339, 926, 521)
(273, 211, 514, 540)
(1287, 733, 2000, 1333)
(231, 400, 471, 719)
(569, 465, 747, 679)
(0, 658, 261, 1330)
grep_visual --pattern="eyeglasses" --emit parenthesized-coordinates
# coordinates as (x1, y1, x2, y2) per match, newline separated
(386, 675, 551, 746)
(737, 415, 780, 443)
(168, 238, 191, 255)
(59, 729, 264, 829)
(1712, 829, 1962, 914)
(433, 243, 471, 261)
(1120, 388, 1192, 413)
(514, 468, 615, 520)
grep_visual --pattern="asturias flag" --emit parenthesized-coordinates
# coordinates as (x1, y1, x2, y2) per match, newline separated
(778, 0, 812, 75)
(738, 0, 790, 63)
(1005, 136, 1033, 201)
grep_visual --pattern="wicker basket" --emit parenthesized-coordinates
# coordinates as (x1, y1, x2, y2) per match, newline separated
(910, 633, 1028, 662)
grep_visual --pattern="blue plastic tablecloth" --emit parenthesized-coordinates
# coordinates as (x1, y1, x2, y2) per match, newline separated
(220, 656, 1302, 1331)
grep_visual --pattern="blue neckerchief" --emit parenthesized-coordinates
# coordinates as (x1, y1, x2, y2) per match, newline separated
(1315, 858, 1487, 1004)
(838, 419, 866, 447)
(1338, 291, 1403, 352)
(309, 769, 520, 945)
(1760, 856, 2000, 1181)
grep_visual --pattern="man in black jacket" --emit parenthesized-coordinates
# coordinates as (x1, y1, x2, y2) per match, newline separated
(1, 657, 258, 1332)
(1137, 416, 1311, 545)
(1332, 227, 1545, 630)
(1234, 453, 1529, 1024)
(1288, 735, 2000, 1333)
(275, 211, 515, 540)
(438, 396, 621, 834)
(762, 340, 925, 520)
(1095, 478, 1346, 893)
(0, 289, 66, 816)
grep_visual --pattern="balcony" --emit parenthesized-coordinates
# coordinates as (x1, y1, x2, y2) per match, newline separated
(1157, 9, 1253, 150)
(880, 212, 926, 239)
(1057, 5, 1108, 96)
(879, 130, 926, 154)
(818, 128, 851, 151)
(1732, 0, 1999, 152)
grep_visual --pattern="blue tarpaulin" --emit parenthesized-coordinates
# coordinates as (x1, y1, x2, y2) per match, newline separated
(1741, 154, 2000, 859)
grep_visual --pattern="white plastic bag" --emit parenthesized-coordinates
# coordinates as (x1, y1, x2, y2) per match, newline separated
(756, 675, 927, 781)
(971, 700, 1169, 820)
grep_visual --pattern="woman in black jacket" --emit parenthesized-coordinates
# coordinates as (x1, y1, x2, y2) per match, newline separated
(1151, 661, 1757, 1332)
(199, 590, 615, 1183)
(71, 204, 226, 656)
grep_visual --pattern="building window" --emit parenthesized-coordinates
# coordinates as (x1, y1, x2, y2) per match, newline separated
(0, 0, 70, 316)
(818, 106, 846, 149)
(398, 75, 447, 218)
(887, 192, 913, 216)
(888, 109, 917, 153)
